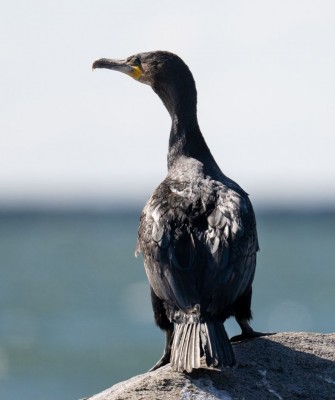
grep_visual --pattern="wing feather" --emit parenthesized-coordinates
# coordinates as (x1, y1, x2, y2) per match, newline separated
(136, 177, 259, 318)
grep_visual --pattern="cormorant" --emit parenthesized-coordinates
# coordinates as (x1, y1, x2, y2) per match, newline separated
(92, 51, 268, 373)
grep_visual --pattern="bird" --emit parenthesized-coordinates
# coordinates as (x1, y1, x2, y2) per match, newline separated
(92, 51, 269, 373)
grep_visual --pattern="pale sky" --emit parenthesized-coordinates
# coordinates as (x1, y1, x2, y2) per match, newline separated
(1, 0, 334, 208)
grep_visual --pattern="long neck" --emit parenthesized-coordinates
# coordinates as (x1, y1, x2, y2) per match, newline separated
(155, 82, 216, 170)
(167, 112, 214, 170)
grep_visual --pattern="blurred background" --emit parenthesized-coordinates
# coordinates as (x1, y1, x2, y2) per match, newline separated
(1, 1, 334, 399)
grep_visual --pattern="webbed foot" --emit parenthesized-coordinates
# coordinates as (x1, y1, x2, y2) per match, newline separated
(231, 318, 275, 342)
(148, 351, 171, 371)
(148, 327, 173, 371)
(230, 330, 275, 342)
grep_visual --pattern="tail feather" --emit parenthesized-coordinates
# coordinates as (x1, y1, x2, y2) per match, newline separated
(180, 324, 189, 371)
(192, 323, 201, 369)
(186, 323, 200, 372)
(170, 321, 235, 372)
(187, 325, 194, 372)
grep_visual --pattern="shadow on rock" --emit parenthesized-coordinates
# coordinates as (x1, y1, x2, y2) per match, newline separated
(88, 333, 335, 400)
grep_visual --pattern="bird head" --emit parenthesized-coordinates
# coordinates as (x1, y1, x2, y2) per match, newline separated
(92, 51, 197, 118)
(93, 51, 189, 86)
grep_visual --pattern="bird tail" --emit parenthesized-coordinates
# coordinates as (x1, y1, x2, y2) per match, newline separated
(170, 321, 235, 372)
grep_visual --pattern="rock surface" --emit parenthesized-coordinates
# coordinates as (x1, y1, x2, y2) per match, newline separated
(86, 333, 335, 400)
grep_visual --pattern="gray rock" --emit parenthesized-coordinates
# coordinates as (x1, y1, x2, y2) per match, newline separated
(86, 333, 335, 400)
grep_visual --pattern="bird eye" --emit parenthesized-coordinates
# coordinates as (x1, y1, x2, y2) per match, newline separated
(133, 57, 141, 66)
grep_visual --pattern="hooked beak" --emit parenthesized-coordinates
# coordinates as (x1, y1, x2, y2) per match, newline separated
(92, 58, 142, 80)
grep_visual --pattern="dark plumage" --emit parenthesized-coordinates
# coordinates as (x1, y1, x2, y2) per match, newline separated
(93, 51, 269, 373)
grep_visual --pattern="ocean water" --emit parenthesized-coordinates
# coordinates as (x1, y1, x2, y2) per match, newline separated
(0, 209, 334, 400)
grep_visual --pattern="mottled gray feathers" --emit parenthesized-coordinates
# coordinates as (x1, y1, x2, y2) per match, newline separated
(135, 156, 258, 371)
(137, 168, 258, 315)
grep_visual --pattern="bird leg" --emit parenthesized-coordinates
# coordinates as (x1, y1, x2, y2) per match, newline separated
(149, 326, 174, 371)
(230, 318, 275, 342)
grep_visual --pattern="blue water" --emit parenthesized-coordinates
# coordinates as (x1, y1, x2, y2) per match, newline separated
(0, 209, 334, 400)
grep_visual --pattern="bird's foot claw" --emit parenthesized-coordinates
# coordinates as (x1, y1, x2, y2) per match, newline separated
(230, 331, 276, 343)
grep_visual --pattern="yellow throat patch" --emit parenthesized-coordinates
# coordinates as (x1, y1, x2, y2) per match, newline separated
(130, 66, 142, 80)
